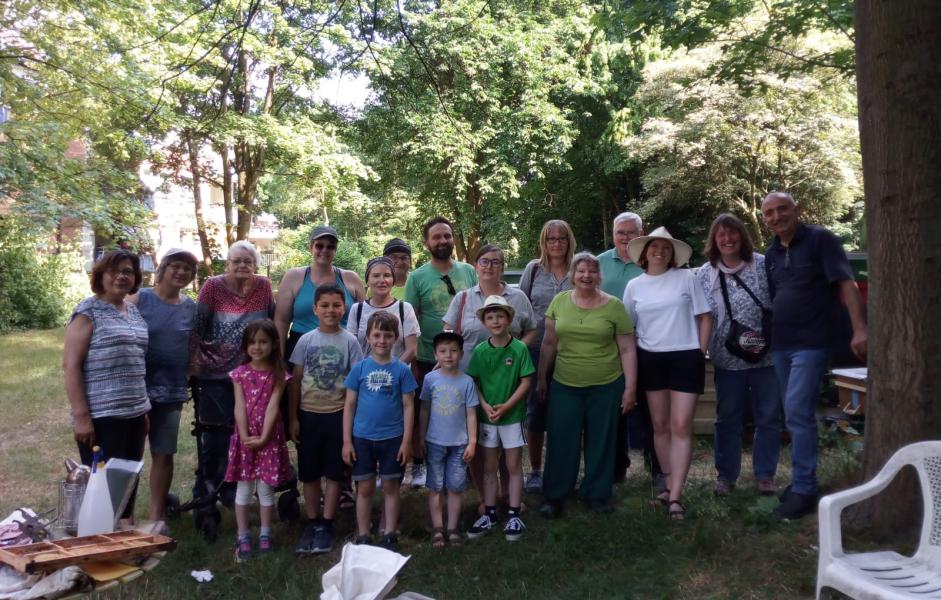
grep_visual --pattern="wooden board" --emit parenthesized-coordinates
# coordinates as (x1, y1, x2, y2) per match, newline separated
(0, 530, 176, 573)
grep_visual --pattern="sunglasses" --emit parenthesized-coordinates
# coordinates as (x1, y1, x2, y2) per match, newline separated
(441, 274, 457, 295)
(314, 242, 337, 251)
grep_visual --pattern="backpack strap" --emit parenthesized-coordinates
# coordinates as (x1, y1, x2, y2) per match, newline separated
(398, 299, 405, 323)
(355, 301, 364, 331)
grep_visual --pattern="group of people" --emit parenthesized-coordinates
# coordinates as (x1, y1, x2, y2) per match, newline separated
(62, 191, 867, 560)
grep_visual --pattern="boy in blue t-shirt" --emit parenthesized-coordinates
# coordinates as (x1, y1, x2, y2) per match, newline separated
(343, 311, 417, 552)
(419, 331, 480, 547)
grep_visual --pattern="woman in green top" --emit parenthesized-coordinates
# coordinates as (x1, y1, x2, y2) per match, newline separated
(537, 252, 638, 517)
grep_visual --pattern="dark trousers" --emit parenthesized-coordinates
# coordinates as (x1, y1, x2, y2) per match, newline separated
(77, 414, 147, 520)
(614, 389, 663, 480)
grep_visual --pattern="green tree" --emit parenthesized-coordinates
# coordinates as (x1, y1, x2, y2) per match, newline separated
(618, 45, 861, 250)
(357, 1, 602, 259)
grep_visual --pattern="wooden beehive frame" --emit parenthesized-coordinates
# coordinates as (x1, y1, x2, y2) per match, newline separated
(0, 530, 176, 573)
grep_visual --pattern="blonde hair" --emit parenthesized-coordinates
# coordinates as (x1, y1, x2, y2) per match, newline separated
(537, 220, 576, 269)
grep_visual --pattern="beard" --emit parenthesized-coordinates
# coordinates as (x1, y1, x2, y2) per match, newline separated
(430, 243, 454, 260)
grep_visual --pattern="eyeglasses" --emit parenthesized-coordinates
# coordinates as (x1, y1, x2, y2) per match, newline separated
(313, 242, 337, 251)
(229, 258, 255, 266)
(108, 268, 136, 278)
(545, 236, 568, 245)
(477, 258, 504, 268)
(441, 274, 456, 295)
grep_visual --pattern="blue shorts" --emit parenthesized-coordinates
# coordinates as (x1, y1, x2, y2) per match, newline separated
(351, 436, 404, 481)
(425, 442, 469, 493)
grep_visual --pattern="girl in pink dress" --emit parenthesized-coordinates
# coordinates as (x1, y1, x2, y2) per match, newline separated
(224, 319, 293, 561)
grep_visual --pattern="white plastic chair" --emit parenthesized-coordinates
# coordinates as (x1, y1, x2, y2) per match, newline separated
(817, 441, 941, 599)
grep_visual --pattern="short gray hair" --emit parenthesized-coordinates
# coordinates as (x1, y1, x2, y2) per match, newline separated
(613, 211, 643, 230)
(228, 240, 262, 267)
(762, 191, 795, 207)
(568, 251, 602, 284)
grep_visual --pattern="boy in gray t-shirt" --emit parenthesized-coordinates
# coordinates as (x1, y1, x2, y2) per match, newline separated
(418, 331, 479, 546)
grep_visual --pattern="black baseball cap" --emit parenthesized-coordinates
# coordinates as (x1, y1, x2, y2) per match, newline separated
(383, 238, 411, 256)
(309, 225, 339, 243)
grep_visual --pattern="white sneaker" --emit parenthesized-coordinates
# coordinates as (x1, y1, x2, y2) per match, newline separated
(504, 515, 526, 542)
(411, 463, 427, 488)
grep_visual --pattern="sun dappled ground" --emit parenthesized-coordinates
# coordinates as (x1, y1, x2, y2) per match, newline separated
(0, 328, 864, 599)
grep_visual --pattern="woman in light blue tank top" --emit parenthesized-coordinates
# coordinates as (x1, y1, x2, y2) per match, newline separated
(274, 226, 365, 364)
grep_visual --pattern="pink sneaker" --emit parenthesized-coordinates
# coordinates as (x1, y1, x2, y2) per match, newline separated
(258, 534, 273, 553)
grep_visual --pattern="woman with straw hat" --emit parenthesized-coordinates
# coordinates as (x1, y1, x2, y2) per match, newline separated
(622, 227, 712, 520)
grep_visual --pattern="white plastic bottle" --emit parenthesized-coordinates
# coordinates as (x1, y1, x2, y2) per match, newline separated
(77, 446, 114, 536)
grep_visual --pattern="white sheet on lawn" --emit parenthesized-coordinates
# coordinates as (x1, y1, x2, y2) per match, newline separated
(320, 543, 430, 600)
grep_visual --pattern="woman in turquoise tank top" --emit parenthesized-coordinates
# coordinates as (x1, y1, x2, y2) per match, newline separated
(274, 225, 365, 363)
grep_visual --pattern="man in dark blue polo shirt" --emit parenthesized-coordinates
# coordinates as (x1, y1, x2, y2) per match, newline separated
(762, 192, 868, 519)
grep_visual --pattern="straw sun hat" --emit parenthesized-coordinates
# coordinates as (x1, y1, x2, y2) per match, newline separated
(626, 226, 693, 266)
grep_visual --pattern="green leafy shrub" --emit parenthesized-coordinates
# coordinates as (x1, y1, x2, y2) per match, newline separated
(0, 227, 73, 332)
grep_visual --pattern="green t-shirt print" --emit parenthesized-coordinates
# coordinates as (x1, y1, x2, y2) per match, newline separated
(404, 261, 477, 363)
(466, 337, 535, 426)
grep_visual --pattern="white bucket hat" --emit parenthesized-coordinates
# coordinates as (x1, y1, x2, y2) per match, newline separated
(475, 295, 515, 321)
(627, 226, 693, 266)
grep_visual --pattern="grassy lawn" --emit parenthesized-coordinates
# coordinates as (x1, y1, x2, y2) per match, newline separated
(0, 328, 864, 599)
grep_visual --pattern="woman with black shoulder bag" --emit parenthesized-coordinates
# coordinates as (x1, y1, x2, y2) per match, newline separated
(696, 213, 782, 499)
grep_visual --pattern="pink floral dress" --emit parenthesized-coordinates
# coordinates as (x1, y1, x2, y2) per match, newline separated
(223, 364, 293, 486)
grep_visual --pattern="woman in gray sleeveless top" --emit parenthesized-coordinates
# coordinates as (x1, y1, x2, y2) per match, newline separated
(128, 248, 198, 524)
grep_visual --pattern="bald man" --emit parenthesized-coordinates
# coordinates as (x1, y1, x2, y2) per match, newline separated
(762, 191, 867, 520)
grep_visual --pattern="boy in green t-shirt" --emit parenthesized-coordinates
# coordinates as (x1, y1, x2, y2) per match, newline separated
(465, 295, 535, 542)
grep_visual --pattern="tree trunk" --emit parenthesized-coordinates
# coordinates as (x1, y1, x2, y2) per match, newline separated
(217, 142, 235, 246)
(853, 0, 941, 538)
(185, 132, 214, 281)
(463, 178, 483, 262)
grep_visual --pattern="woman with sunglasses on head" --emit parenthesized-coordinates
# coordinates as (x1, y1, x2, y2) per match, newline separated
(275, 225, 366, 365)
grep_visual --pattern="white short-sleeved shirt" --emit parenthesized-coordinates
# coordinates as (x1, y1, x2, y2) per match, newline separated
(623, 268, 711, 352)
(346, 299, 421, 362)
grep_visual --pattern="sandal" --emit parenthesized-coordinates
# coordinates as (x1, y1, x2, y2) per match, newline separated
(654, 489, 671, 507)
(339, 489, 356, 511)
(668, 500, 686, 521)
(431, 529, 446, 548)
(447, 529, 463, 547)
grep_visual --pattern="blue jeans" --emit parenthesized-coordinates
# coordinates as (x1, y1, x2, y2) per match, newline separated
(771, 349, 830, 495)
(713, 366, 782, 483)
(425, 442, 469, 492)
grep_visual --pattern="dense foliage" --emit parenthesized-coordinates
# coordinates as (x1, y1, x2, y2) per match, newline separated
(1, 0, 861, 312)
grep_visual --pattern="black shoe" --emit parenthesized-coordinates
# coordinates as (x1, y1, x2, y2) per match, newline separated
(540, 500, 562, 520)
(295, 522, 318, 555)
(773, 491, 818, 520)
(310, 524, 334, 554)
(590, 499, 613, 514)
(379, 533, 399, 552)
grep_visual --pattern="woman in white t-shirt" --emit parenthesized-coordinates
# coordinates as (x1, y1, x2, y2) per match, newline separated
(622, 227, 712, 520)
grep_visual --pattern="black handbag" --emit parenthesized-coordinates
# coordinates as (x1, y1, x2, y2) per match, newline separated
(719, 271, 772, 363)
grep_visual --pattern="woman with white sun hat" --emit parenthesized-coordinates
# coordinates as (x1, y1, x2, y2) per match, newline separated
(622, 227, 712, 520)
